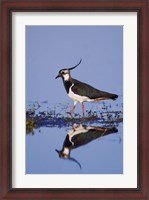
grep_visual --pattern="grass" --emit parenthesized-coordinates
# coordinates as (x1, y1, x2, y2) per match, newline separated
(26, 101, 123, 133)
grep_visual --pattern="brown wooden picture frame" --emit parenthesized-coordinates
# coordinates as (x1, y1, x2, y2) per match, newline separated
(0, 0, 148, 199)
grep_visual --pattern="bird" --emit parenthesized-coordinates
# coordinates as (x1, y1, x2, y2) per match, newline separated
(55, 59, 118, 116)
(56, 124, 118, 168)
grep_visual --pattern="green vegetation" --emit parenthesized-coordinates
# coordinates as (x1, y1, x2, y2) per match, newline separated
(26, 101, 123, 133)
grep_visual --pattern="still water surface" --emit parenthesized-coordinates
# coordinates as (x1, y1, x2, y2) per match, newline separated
(26, 122, 123, 174)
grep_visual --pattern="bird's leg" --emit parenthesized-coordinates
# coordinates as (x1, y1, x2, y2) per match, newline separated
(82, 103, 85, 117)
(70, 105, 76, 115)
(70, 101, 77, 117)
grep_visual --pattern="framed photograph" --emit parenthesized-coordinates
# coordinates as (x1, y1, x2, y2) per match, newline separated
(1, 0, 148, 199)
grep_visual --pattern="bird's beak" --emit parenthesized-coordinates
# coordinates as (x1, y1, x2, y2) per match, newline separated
(55, 149, 60, 153)
(55, 149, 61, 157)
(55, 74, 61, 79)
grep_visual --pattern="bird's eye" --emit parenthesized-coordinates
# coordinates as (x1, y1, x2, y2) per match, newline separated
(62, 71, 65, 74)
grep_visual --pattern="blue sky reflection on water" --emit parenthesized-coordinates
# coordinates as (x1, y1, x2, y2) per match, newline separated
(26, 122, 123, 174)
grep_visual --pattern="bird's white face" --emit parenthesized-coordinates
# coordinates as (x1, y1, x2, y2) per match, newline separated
(59, 69, 70, 81)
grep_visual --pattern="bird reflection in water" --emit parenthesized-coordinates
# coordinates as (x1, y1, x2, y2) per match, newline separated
(56, 124, 118, 169)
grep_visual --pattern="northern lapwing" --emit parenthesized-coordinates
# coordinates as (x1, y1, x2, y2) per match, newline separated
(55, 60, 118, 116)
(56, 124, 118, 168)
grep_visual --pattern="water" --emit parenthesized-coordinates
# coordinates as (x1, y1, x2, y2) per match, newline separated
(26, 100, 123, 174)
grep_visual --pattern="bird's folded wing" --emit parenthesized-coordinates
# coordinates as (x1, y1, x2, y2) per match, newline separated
(71, 79, 112, 99)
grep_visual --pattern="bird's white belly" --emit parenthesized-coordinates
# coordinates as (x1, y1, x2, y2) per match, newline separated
(68, 84, 93, 103)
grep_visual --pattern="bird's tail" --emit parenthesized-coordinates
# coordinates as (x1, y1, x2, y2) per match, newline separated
(111, 94, 118, 100)
(112, 127, 118, 133)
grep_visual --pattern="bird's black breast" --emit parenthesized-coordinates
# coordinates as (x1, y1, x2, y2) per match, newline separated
(63, 80, 72, 93)
(63, 135, 73, 148)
